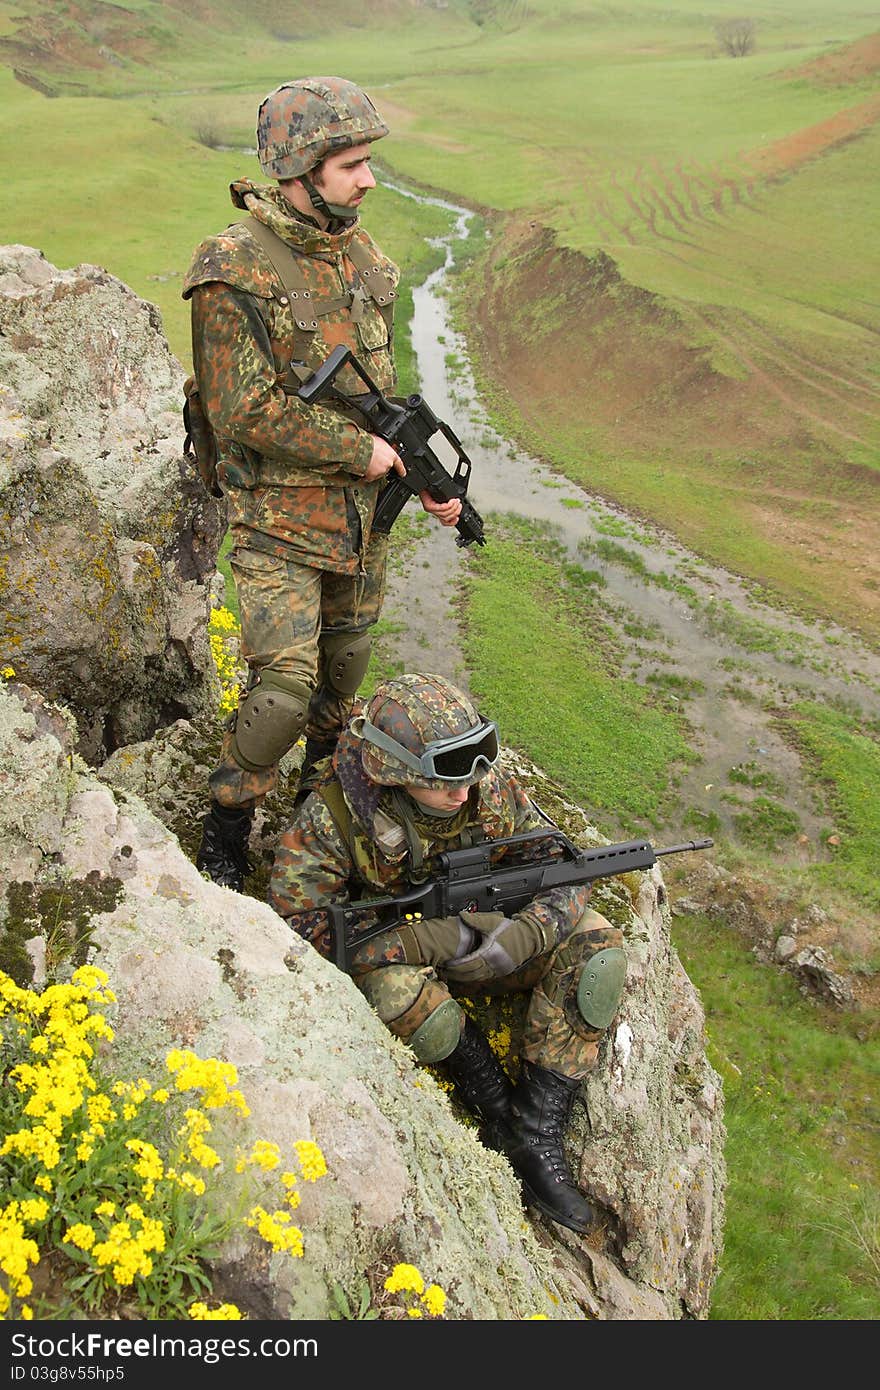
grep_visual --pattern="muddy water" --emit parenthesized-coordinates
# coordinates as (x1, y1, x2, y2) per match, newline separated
(380, 186, 880, 845)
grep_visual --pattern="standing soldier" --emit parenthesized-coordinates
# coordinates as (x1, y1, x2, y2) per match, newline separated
(268, 672, 628, 1234)
(183, 77, 461, 890)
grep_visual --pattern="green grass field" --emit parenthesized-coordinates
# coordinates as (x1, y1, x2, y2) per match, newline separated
(1, 0, 878, 1321)
(460, 520, 696, 831)
(673, 912, 879, 1320)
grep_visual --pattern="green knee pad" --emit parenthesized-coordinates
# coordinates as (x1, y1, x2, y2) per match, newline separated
(408, 999, 464, 1063)
(231, 670, 311, 773)
(358, 967, 463, 1063)
(320, 629, 371, 698)
(576, 947, 627, 1030)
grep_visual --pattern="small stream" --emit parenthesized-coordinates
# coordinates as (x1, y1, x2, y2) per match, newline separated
(380, 184, 880, 842)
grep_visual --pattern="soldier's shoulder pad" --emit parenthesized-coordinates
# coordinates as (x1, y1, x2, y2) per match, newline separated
(182, 224, 278, 301)
(352, 227, 400, 285)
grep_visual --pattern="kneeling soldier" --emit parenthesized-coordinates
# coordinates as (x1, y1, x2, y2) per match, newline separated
(268, 672, 627, 1234)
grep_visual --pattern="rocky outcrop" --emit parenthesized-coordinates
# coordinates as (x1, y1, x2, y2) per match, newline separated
(672, 857, 860, 1009)
(1, 682, 725, 1320)
(0, 245, 224, 763)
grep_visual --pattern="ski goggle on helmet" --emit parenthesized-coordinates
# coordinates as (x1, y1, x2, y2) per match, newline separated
(352, 673, 500, 789)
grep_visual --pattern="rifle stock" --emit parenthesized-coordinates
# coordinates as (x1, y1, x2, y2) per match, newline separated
(296, 344, 486, 548)
(327, 829, 713, 971)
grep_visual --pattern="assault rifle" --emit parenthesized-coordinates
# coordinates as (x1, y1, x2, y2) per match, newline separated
(326, 828, 713, 971)
(296, 343, 486, 548)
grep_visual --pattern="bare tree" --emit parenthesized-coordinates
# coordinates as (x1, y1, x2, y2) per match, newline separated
(716, 18, 757, 57)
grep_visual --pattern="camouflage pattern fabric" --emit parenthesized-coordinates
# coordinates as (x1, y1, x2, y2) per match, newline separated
(516, 912, 624, 1077)
(357, 963, 451, 1046)
(183, 180, 399, 808)
(183, 179, 399, 566)
(268, 753, 624, 1078)
(208, 533, 389, 808)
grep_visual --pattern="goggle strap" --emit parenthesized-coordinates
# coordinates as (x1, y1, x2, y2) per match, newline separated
(350, 717, 426, 775)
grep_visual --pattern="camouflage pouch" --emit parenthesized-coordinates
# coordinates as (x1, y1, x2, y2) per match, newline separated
(183, 374, 223, 498)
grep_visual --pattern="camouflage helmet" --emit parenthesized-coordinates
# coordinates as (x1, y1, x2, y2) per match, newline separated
(256, 76, 389, 180)
(352, 673, 500, 791)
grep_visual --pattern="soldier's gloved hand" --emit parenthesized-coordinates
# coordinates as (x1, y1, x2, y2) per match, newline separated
(443, 911, 549, 985)
(395, 914, 477, 967)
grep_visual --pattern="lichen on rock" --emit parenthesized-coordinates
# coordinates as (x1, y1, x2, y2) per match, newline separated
(0, 244, 225, 763)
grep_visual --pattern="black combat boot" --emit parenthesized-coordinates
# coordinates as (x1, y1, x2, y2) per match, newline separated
(195, 800, 254, 892)
(444, 1017, 514, 1142)
(293, 737, 337, 809)
(501, 1060, 599, 1234)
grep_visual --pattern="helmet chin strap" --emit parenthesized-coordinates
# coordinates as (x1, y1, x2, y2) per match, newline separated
(301, 173, 358, 227)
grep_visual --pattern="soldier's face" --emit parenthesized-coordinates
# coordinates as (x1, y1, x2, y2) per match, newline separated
(312, 143, 377, 211)
(405, 783, 471, 813)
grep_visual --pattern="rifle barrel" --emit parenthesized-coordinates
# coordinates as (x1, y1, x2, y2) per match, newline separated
(655, 838, 714, 856)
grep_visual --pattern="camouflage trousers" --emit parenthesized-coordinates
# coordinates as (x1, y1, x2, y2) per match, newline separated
(210, 533, 389, 809)
(352, 908, 625, 1080)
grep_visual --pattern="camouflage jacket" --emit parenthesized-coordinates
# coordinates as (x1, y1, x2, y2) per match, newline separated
(182, 179, 400, 571)
(268, 724, 592, 960)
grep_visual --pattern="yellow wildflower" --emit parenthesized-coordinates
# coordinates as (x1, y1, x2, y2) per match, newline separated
(422, 1284, 446, 1317)
(238, 1139, 281, 1172)
(189, 1301, 244, 1320)
(0, 1203, 41, 1296)
(87, 1095, 116, 1126)
(170, 1170, 207, 1196)
(63, 1224, 96, 1252)
(165, 1049, 248, 1113)
(136, 1217, 166, 1254)
(126, 1138, 164, 1182)
(245, 1206, 304, 1258)
(71, 965, 111, 992)
(91, 1220, 158, 1286)
(1, 1124, 61, 1169)
(280, 1173, 302, 1210)
(294, 1139, 327, 1182)
(384, 1263, 425, 1296)
(18, 1200, 48, 1225)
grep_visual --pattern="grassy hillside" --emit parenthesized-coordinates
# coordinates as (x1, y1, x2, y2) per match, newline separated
(457, 207, 880, 641)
